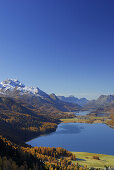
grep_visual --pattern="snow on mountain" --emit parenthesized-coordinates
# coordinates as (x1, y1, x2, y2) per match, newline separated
(0, 79, 47, 97)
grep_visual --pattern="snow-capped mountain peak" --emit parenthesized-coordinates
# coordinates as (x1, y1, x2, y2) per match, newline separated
(1, 79, 25, 88)
(0, 79, 47, 97)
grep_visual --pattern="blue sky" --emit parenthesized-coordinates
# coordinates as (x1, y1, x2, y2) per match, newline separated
(0, 0, 114, 99)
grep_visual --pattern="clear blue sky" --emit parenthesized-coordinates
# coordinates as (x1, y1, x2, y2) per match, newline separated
(0, 0, 114, 99)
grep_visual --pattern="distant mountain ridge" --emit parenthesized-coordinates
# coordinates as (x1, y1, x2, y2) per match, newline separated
(97, 94, 114, 105)
(0, 79, 81, 113)
(85, 94, 114, 109)
(86, 95, 114, 119)
(57, 95, 88, 106)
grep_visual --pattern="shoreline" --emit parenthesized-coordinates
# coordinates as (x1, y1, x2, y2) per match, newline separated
(60, 115, 114, 128)
(26, 124, 114, 156)
(25, 123, 59, 144)
(25, 117, 114, 168)
(26, 115, 114, 144)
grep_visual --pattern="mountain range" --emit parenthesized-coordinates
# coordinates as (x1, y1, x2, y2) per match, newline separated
(0, 79, 114, 112)
(57, 95, 88, 106)
(0, 79, 81, 113)
(85, 94, 114, 109)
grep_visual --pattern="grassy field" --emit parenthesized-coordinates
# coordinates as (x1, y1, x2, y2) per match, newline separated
(61, 118, 83, 123)
(72, 152, 114, 168)
(61, 116, 108, 124)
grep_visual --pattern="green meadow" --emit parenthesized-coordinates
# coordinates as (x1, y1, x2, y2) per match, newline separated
(72, 152, 114, 168)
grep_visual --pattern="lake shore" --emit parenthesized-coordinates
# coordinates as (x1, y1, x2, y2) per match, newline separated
(61, 115, 114, 128)
(26, 112, 114, 144)
(26, 114, 114, 168)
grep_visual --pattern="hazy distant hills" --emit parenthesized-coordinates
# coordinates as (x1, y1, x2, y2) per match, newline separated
(57, 95, 88, 106)
(96, 94, 114, 105)
(85, 94, 114, 109)
(0, 79, 81, 113)
(87, 96, 114, 118)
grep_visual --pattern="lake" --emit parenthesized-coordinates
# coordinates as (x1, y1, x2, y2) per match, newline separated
(27, 111, 114, 155)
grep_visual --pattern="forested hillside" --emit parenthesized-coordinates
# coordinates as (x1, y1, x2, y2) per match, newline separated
(0, 96, 60, 144)
(0, 136, 91, 170)
(0, 136, 44, 170)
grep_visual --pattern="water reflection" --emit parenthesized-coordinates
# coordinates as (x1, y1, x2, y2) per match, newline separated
(74, 110, 91, 116)
(56, 123, 84, 134)
(27, 122, 114, 155)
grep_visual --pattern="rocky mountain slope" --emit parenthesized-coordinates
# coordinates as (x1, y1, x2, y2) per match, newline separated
(85, 94, 114, 109)
(0, 79, 81, 113)
(86, 95, 114, 120)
